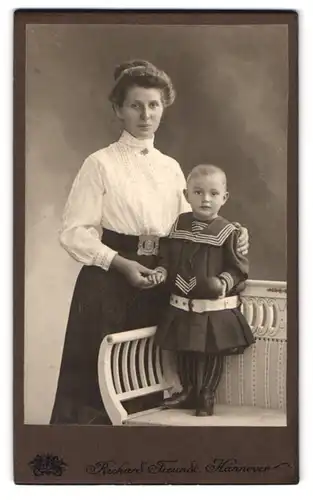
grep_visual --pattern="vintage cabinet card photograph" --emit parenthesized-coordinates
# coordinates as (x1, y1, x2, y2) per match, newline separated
(14, 9, 298, 484)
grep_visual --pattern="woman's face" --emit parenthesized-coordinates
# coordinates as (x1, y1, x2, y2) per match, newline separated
(115, 85, 164, 139)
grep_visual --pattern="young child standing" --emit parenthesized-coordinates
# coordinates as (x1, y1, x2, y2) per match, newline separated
(149, 164, 255, 416)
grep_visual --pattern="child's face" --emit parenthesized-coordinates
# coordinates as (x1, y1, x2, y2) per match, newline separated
(185, 173, 229, 221)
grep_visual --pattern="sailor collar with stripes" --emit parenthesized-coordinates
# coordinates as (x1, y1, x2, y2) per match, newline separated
(169, 212, 237, 246)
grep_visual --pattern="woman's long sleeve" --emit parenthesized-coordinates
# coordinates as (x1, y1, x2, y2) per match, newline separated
(59, 155, 117, 271)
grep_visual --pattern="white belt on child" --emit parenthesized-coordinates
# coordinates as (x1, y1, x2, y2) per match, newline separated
(170, 293, 240, 313)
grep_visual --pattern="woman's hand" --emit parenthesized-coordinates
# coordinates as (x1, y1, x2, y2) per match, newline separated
(111, 255, 156, 289)
(233, 223, 249, 255)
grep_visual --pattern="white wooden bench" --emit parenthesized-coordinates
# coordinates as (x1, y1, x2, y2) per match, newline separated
(98, 280, 287, 426)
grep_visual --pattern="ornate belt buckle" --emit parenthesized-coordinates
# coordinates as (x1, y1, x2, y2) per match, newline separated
(137, 235, 159, 256)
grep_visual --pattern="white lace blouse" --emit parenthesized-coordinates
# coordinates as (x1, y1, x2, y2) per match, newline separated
(60, 130, 190, 270)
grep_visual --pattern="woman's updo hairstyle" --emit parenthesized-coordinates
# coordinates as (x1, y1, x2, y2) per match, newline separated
(109, 59, 176, 108)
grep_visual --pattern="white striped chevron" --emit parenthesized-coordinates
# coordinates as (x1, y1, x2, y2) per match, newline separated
(191, 220, 209, 232)
(175, 274, 197, 295)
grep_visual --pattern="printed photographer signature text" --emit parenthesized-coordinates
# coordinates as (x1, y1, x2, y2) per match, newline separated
(86, 458, 292, 475)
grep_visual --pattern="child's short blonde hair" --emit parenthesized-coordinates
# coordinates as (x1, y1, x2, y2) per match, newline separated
(187, 164, 227, 188)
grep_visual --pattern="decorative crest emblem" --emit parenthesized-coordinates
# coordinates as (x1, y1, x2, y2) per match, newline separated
(28, 453, 68, 476)
(137, 235, 159, 256)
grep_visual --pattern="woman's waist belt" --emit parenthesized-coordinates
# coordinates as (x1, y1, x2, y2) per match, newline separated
(170, 293, 240, 313)
(102, 228, 161, 256)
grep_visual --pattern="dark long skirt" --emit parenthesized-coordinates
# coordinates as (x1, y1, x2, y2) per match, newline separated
(50, 252, 168, 425)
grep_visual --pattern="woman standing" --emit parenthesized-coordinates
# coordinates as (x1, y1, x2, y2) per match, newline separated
(50, 60, 249, 424)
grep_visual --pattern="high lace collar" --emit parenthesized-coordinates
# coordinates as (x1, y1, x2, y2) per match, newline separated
(118, 130, 155, 152)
